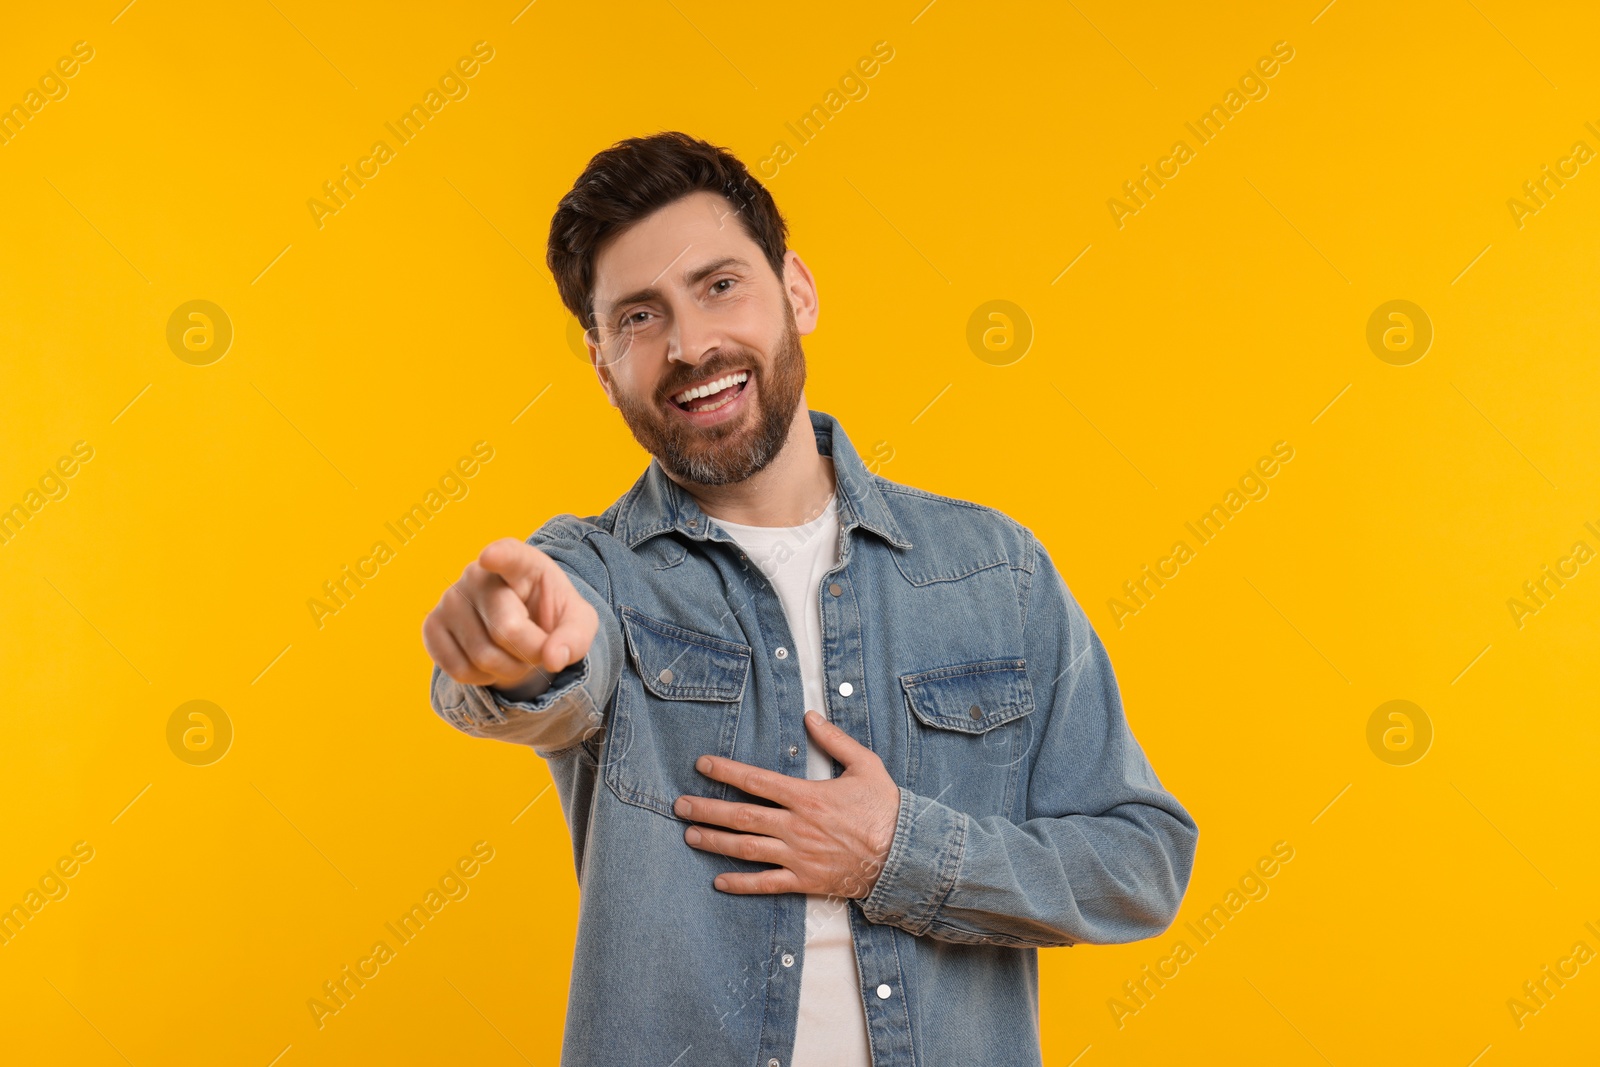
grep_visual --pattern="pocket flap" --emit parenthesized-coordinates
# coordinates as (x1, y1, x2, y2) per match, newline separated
(900, 658, 1034, 733)
(620, 607, 751, 702)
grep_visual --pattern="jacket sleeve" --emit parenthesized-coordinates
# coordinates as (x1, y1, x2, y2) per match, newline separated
(428, 515, 625, 758)
(854, 531, 1199, 948)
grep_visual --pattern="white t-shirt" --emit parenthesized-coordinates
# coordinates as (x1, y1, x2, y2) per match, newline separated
(712, 493, 872, 1067)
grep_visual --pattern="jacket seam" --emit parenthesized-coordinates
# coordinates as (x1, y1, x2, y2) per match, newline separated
(1016, 533, 1039, 632)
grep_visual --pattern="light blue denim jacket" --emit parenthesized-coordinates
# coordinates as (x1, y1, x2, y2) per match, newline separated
(430, 409, 1198, 1067)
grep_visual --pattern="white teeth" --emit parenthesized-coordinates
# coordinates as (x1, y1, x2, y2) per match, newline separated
(673, 371, 748, 405)
(693, 388, 740, 413)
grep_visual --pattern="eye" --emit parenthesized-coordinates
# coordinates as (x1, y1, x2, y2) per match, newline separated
(710, 278, 736, 295)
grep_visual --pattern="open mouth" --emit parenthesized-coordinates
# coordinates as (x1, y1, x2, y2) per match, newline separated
(670, 370, 749, 414)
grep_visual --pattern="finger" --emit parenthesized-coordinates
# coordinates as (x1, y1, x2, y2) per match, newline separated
(477, 537, 554, 598)
(695, 755, 803, 808)
(475, 580, 554, 669)
(460, 561, 567, 675)
(539, 597, 595, 674)
(447, 584, 544, 683)
(527, 565, 595, 673)
(423, 611, 496, 686)
(712, 868, 801, 895)
(684, 824, 789, 866)
(803, 710, 875, 769)
(480, 540, 590, 674)
(674, 794, 786, 837)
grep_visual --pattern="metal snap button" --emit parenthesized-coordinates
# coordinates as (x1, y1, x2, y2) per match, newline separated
(781, 953, 795, 967)
(658, 668, 674, 684)
(876, 983, 892, 999)
(969, 704, 982, 719)
(838, 682, 853, 697)
(828, 583, 842, 596)
(775, 647, 788, 660)
(788, 744, 799, 757)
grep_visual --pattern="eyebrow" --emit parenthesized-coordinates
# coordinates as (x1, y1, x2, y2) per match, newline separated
(600, 255, 751, 322)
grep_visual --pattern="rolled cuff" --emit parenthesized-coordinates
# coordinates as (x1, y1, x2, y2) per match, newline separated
(854, 786, 968, 936)
(429, 615, 617, 755)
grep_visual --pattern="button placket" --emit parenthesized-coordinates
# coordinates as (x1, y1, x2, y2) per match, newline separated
(727, 531, 814, 1066)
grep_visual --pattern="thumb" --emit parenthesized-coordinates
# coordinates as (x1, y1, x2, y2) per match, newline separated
(531, 569, 598, 674)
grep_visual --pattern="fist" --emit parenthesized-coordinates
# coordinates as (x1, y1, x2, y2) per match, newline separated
(421, 537, 599, 691)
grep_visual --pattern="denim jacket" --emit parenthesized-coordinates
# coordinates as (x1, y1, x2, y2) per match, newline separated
(429, 408, 1198, 1067)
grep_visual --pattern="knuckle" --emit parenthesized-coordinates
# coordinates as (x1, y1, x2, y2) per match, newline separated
(458, 632, 499, 666)
(486, 593, 525, 632)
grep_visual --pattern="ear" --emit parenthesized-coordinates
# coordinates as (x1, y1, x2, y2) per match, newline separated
(781, 251, 819, 336)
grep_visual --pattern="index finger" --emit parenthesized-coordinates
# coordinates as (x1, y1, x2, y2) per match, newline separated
(695, 754, 805, 809)
(477, 537, 558, 593)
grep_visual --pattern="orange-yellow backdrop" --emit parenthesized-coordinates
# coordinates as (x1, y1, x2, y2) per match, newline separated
(3, 1, 1597, 1064)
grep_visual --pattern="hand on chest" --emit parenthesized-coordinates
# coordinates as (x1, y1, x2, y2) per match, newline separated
(604, 527, 1036, 824)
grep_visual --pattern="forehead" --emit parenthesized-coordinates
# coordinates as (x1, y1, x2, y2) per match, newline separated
(591, 190, 764, 308)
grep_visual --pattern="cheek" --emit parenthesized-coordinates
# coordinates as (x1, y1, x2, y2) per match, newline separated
(627, 368, 676, 412)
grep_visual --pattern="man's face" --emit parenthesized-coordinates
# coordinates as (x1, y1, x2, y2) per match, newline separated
(588, 191, 812, 487)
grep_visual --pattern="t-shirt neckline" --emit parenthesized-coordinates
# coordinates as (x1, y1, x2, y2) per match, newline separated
(712, 492, 837, 534)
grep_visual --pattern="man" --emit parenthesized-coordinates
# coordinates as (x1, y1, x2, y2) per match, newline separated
(422, 131, 1198, 1067)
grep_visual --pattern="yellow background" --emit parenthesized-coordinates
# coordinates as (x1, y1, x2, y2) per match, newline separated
(3, 0, 1597, 1063)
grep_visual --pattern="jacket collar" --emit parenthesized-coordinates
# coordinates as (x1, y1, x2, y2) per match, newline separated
(612, 408, 913, 551)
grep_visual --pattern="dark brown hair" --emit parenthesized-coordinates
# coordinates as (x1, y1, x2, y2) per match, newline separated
(546, 131, 790, 329)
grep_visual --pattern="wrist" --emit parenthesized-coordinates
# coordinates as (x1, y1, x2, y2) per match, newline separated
(492, 666, 554, 704)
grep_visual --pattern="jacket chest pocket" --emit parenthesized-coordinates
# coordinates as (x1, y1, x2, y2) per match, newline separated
(900, 658, 1036, 818)
(604, 607, 752, 820)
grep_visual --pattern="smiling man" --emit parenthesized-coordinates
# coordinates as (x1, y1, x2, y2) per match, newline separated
(422, 131, 1198, 1067)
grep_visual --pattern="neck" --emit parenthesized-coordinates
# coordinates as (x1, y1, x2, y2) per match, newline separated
(665, 401, 835, 527)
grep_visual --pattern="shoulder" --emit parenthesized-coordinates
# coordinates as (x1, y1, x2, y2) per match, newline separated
(529, 509, 614, 545)
(872, 475, 1038, 580)
(524, 507, 625, 589)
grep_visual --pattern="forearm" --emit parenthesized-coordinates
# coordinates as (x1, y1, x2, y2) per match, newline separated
(854, 786, 1197, 949)
(427, 517, 623, 755)
(854, 532, 1199, 949)
(430, 598, 623, 755)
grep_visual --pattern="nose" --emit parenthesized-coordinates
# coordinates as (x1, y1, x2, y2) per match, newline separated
(665, 297, 724, 367)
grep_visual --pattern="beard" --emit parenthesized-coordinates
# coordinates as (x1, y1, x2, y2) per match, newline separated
(612, 297, 807, 487)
